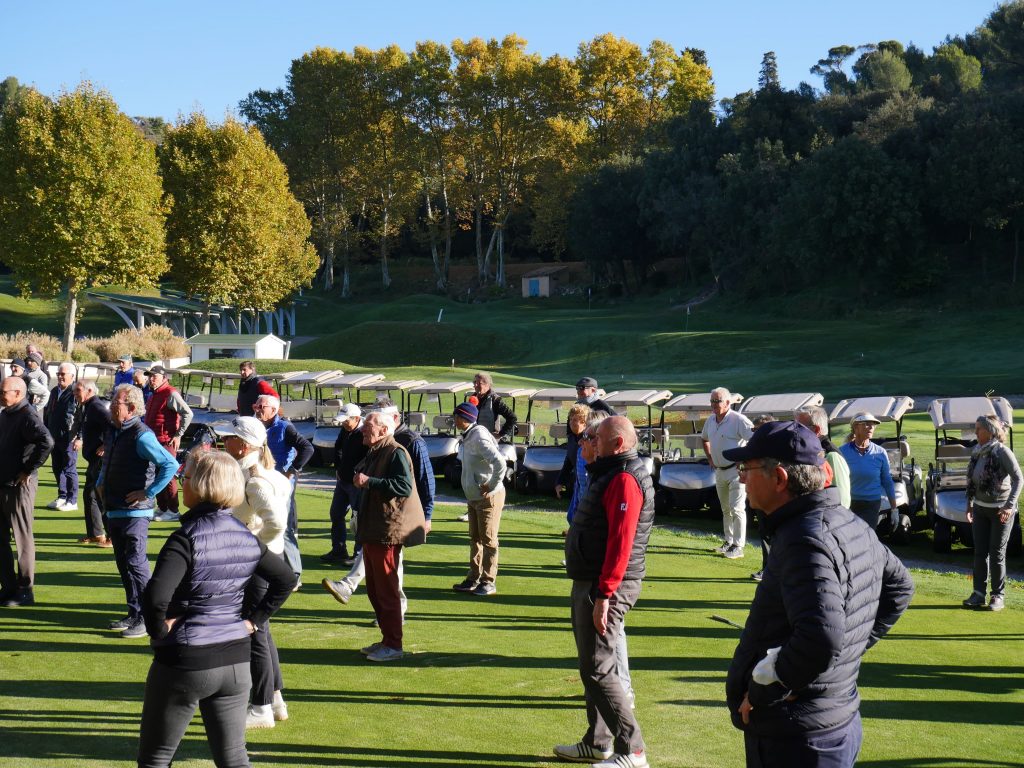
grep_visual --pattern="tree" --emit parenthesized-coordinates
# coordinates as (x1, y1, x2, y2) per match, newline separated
(666, 49, 715, 114)
(0, 83, 166, 353)
(810, 45, 856, 95)
(758, 51, 781, 92)
(0, 76, 29, 116)
(855, 50, 913, 93)
(925, 43, 982, 98)
(160, 114, 317, 318)
(969, 1, 1024, 89)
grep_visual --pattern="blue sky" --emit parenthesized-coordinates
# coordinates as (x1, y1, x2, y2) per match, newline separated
(1, 1, 997, 121)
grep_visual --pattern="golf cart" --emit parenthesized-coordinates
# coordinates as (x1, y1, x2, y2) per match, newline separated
(829, 395, 923, 542)
(409, 381, 474, 477)
(310, 373, 386, 465)
(925, 396, 1020, 555)
(601, 389, 674, 477)
(353, 379, 430, 417)
(515, 387, 612, 495)
(655, 392, 742, 515)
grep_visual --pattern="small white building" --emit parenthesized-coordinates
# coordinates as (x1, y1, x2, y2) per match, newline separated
(187, 334, 290, 363)
(521, 266, 567, 298)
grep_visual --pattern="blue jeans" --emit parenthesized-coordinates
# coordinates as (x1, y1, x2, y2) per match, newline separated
(328, 480, 356, 551)
(972, 505, 1015, 598)
(744, 712, 862, 768)
(282, 476, 302, 577)
(108, 516, 151, 619)
(51, 440, 79, 504)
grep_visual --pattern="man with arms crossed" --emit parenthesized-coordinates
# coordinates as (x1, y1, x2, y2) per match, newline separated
(702, 387, 754, 559)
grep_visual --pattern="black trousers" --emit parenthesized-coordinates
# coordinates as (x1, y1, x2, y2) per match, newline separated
(82, 458, 105, 539)
(245, 573, 283, 706)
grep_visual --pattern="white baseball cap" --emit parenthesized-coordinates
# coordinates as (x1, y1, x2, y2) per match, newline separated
(231, 416, 267, 447)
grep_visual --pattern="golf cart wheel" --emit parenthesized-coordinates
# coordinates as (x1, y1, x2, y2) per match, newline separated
(891, 513, 912, 546)
(933, 518, 952, 554)
(515, 470, 537, 495)
(702, 487, 722, 514)
(655, 489, 673, 516)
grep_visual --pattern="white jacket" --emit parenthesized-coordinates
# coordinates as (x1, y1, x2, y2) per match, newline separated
(460, 424, 506, 501)
(233, 452, 292, 554)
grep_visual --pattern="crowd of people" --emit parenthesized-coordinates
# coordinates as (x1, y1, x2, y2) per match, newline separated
(0, 351, 1018, 768)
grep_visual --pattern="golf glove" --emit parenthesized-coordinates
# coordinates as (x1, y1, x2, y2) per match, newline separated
(752, 646, 782, 686)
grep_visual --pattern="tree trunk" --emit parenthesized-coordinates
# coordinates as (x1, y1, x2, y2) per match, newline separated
(425, 192, 446, 291)
(482, 226, 498, 284)
(496, 226, 506, 288)
(321, 239, 335, 291)
(475, 205, 485, 284)
(380, 207, 392, 289)
(1014, 226, 1020, 285)
(442, 187, 452, 289)
(62, 286, 78, 355)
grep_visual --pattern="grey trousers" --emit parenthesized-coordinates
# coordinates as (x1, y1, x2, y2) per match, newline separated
(972, 505, 1016, 598)
(137, 660, 252, 768)
(0, 475, 38, 591)
(571, 578, 644, 755)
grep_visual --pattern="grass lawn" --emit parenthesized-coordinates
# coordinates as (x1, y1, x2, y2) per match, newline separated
(2, 470, 1022, 767)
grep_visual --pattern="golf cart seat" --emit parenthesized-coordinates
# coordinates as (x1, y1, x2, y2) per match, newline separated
(185, 393, 208, 408)
(935, 443, 973, 463)
(433, 414, 454, 433)
(549, 423, 568, 442)
(879, 439, 910, 459)
(405, 412, 427, 430)
(681, 433, 704, 452)
(207, 392, 237, 412)
(280, 399, 315, 421)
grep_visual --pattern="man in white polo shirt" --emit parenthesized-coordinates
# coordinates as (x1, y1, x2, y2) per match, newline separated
(701, 387, 754, 559)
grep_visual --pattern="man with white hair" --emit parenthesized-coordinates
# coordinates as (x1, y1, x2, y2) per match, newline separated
(794, 405, 851, 508)
(71, 379, 114, 546)
(351, 411, 426, 661)
(44, 362, 80, 512)
(254, 394, 314, 585)
(702, 387, 754, 559)
(0, 376, 54, 607)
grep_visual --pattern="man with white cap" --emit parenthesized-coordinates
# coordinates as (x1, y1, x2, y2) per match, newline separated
(322, 402, 366, 565)
(451, 400, 507, 596)
(702, 387, 754, 559)
(838, 413, 897, 531)
(223, 416, 293, 729)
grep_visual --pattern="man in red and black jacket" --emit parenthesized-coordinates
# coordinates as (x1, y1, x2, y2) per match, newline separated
(557, 415, 654, 768)
(143, 366, 193, 521)
(236, 361, 278, 417)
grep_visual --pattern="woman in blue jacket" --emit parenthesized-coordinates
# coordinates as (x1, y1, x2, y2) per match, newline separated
(838, 412, 897, 531)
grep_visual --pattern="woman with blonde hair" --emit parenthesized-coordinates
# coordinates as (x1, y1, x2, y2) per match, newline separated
(138, 450, 295, 768)
(963, 415, 1022, 612)
(223, 416, 294, 728)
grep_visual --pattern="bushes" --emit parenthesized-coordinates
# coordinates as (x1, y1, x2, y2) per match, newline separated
(0, 326, 189, 364)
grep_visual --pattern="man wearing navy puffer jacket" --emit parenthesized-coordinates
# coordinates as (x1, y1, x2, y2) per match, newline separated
(723, 421, 914, 768)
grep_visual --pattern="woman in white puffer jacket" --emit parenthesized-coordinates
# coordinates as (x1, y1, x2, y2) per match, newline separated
(223, 416, 293, 729)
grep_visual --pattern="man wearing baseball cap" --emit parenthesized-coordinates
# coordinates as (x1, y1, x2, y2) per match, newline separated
(322, 402, 366, 565)
(143, 366, 193, 522)
(451, 401, 507, 596)
(723, 421, 914, 768)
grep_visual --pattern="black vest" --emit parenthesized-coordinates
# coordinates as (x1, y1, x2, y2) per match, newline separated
(237, 375, 265, 417)
(101, 417, 157, 511)
(565, 450, 655, 584)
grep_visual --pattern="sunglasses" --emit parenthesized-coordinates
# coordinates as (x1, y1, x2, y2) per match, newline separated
(579, 432, 597, 442)
(710, 398, 724, 404)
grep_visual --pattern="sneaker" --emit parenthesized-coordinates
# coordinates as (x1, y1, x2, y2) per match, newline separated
(271, 693, 289, 722)
(987, 595, 1005, 612)
(121, 618, 147, 638)
(108, 615, 132, 630)
(2, 588, 34, 607)
(292, 580, 302, 593)
(246, 704, 275, 729)
(360, 641, 384, 656)
(592, 752, 649, 768)
(366, 645, 404, 662)
(750, 570, 763, 582)
(457, 512, 469, 522)
(45, 498, 63, 510)
(472, 582, 497, 597)
(453, 578, 479, 593)
(57, 500, 78, 512)
(153, 510, 180, 523)
(713, 541, 730, 554)
(322, 578, 353, 605)
(724, 545, 744, 559)
(962, 591, 986, 609)
(553, 740, 613, 763)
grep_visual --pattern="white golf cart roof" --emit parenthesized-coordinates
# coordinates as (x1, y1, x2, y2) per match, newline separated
(178, 368, 241, 381)
(410, 381, 474, 395)
(320, 373, 385, 389)
(492, 386, 538, 399)
(738, 393, 824, 418)
(284, 369, 345, 386)
(829, 396, 915, 426)
(662, 392, 743, 416)
(530, 387, 611, 407)
(264, 370, 309, 383)
(355, 379, 429, 393)
(928, 396, 1014, 430)
(604, 389, 673, 408)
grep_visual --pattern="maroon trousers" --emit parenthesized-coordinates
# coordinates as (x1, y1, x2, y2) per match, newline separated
(155, 440, 179, 513)
(363, 542, 403, 649)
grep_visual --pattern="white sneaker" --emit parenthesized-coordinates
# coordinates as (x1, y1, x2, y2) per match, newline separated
(46, 498, 63, 510)
(246, 704, 275, 729)
(360, 641, 384, 656)
(724, 545, 744, 559)
(591, 752, 649, 768)
(57, 500, 78, 512)
(713, 541, 730, 554)
(153, 510, 180, 523)
(457, 512, 469, 522)
(322, 578, 353, 605)
(272, 692, 288, 722)
(366, 645, 404, 662)
(553, 740, 613, 762)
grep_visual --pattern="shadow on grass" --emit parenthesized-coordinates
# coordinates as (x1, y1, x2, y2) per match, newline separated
(248, 742, 553, 767)
(284, 686, 579, 709)
(857, 760, 1024, 767)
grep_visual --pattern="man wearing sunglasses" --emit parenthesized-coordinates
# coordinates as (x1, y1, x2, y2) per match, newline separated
(723, 420, 913, 768)
(702, 387, 754, 559)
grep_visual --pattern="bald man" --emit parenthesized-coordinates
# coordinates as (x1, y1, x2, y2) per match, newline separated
(557, 415, 655, 768)
(0, 377, 54, 606)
